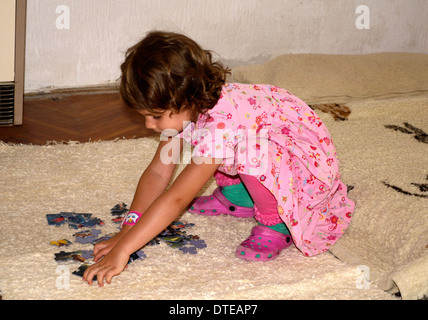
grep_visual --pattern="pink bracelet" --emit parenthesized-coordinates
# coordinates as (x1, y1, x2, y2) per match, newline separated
(121, 211, 142, 227)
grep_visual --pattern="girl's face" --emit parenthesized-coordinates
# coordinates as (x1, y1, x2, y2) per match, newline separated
(137, 109, 195, 136)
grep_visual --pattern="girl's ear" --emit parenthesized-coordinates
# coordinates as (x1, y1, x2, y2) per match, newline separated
(168, 110, 177, 118)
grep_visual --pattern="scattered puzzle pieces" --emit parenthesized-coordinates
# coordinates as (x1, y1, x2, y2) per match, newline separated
(107, 204, 207, 254)
(129, 250, 147, 263)
(92, 232, 118, 245)
(180, 246, 197, 254)
(148, 220, 207, 254)
(110, 203, 129, 224)
(50, 203, 208, 282)
(190, 239, 208, 249)
(54, 250, 92, 262)
(73, 229, 102, 244)
(47, 212, 104, 229)
(110, 203, 129, 216)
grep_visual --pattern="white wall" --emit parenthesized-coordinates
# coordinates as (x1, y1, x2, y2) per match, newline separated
(25, 0, 428, 93)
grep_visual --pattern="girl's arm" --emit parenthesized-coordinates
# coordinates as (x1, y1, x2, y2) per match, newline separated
(84, 155, 221, 286)
(92, 137, 181, 261)
(129, 137, 183, 213)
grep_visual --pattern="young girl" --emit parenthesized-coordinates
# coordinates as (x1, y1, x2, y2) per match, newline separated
(83, 31, 355, 286)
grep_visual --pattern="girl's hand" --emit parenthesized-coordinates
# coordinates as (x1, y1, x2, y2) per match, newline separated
(92, 227, 130, 262)
(92, 237, 118, 262)
(82, 248, 130, 287)
(94, 234, 120, 262)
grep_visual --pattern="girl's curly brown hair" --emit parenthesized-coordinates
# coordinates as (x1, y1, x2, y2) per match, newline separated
(120, 31, 230, 117)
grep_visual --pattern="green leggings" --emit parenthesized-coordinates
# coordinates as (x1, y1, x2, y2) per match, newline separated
(222, 183, 290, 235)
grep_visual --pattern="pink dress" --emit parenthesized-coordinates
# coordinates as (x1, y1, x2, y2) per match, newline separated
(181, 83, 355, 256)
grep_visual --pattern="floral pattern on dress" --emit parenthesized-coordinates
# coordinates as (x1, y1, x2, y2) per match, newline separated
(181, 83, 355, 256)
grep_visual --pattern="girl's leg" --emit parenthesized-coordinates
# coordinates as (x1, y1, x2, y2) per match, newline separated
(188, 171, 254, 217)
(239, 174, 289, 233)
(215, 172, 254, 208)
(236, 174, 293, 261)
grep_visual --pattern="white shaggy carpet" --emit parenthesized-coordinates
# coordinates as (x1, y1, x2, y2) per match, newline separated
(1, 94, 427, 300)
(1, 53, 427, 300)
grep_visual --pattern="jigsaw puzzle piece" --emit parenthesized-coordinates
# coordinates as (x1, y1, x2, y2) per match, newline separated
(50, 239, 72, 247)
(72, 263, 96, 280)
(46, 214, 66, 226)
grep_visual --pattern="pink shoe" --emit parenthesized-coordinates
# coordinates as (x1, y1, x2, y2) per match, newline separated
(236, 225, 293, 261)
(188, 187, 254, 218)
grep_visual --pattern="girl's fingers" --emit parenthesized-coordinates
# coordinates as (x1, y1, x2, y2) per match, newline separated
(96, 267, 109, 287)
(96, 265, 120, 287)
(83, 263, 102, 285)
(93, 248, 109, 262)
(93, 241, 108, 257)
(83, 249, 128, 287)
(105, 268, 119, 285)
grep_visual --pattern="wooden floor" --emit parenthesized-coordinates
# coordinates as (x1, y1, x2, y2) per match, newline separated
(0, 92, 156, 145)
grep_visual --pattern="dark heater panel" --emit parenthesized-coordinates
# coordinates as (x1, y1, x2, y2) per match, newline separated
(0, 84, 15, 126)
